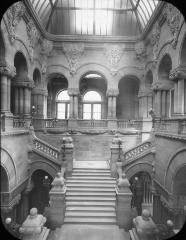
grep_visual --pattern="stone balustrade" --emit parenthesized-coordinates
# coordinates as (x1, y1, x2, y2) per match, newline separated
(124, 142, 152, 162)
(77, 119, 108, 128)
(33, 138, 59, 160)
(45, 119, 68, 128)
(1, 114, 29, 131)
(13, 117, 27, 128)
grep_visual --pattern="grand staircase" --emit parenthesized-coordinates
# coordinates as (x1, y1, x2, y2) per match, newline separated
(64, 167, 117, 225)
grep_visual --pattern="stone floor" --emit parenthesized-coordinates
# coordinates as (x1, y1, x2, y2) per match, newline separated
(47, 224, 130, 240)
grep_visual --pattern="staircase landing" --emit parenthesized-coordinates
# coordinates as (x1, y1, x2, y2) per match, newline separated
(73, 160, 109, 169)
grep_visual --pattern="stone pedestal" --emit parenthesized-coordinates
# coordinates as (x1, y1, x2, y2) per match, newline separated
(141, 203, 153, 216)
(116, 170, 132, 230)
(110, 134, 122, 177)
(45, 172, 66, 230)
(19, 208, 49, 240)
(60, 135, 74, 177)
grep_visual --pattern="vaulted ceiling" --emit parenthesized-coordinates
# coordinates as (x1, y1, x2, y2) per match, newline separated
(28, 0, 160, 36)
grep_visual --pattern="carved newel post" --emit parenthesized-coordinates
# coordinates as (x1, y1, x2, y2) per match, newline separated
(19, 208, 49, 240)
(60, 135, 74, 177)
(45, 172, 66, 229)
(132, 209, 158, 240)
(116, 164, 132, 230)
(110, 134, 122, 177)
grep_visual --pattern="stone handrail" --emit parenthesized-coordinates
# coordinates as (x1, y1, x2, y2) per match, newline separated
(77, 119, 108, 128)
(155, 118, 186, 135)
(117, 120, 142, 130)
(13, 117, 27, 128)
(33, 137, 60, 160)
(45, 119, 68, 128)
(123, 141, 152, 162)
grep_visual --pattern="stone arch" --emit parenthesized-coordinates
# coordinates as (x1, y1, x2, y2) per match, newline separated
(30, 160, 59, 179)
(0, 148, 17, 191)
(179, 33, 186, 66)
(76, 63, 111, 88)
(175, 20, 186, 66)
(33, 68, 41, 86)
(145, 70, 153, 88)
(164, 147, 186, 193)
(0, 30, 6, 63)
(158, 53, 172, 82)
(125, 162, 153, 180)
(46, 64, 71, 85)
(117, 67, 143, 85)
(0, 165, 9, 192)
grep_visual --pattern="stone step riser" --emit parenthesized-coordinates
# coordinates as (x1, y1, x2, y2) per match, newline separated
(66, 193, 116, 197)
(66, 208, 115, 212)
(64, 218, 117, 224)
(65, 213, 116, 217)
(73, 169, 111, 173)
(72, 173, 111, 176)
(66, 188, 115, 192)
(66, 184, 116, 188)
(66, 202, 115, 206)
(66, 180, 116, 184)
(67, 177, 115, 180)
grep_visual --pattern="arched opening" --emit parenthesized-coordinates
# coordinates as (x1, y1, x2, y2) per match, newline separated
(130, 171, 152, 216)
(157, 54, 172, 117)
(180, 35, 186, 114)
(0, 30, 5, 63)
(29, 170, 53, 214)
(172, 165, 186, 229)
(11, 52, 29, 115)
(56, 90, 70, 119)
(47, 74, 68, 118)
(79, 73, 107, 119)
(117, 76, 139, 119)
(0, 166, 9, 192)
(145, 70, 153, 118)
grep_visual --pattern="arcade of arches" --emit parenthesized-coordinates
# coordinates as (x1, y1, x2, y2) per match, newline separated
(0, 1, 186, 239)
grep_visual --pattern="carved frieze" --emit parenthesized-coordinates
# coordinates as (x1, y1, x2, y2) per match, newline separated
(149, 22, 161, 60)
(67, 88, 79, 96)
(6, 1, 26, 43)
(151, 81, 173, 91)
(163, 3, 182, 49)
(62, 43, 84, 75)
(134, 41, 146, 60)
(26, 18, 40, 62)
(104, 44, 123, 75)
(106, 89, 119, 97)
(169, 66, 186, 80)
(0, 62, 16, 78)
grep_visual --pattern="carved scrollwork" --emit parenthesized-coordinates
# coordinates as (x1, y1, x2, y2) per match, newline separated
(104, 44, 123, 75)
(169, 66, 186, 80)
(6, 1, 26, 44)
(135, 41, 146, 60)
(0, 62, 16, 78)
(149, 22, 161, 60)
(106, 88, 119, 97)
(62, 43, 84, 75)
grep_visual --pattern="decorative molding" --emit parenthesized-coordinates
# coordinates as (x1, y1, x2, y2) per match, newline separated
(169, 66, 186, 80)
(134, 41, 146, 60)
(0, 62, 16, 78)
(151, 81, 173, 91)
(67, 88, 79, 96)
(149, 22, 161, 61)
(1, 193, 21, 211)
(106, 88, 119, 97)
(104, 44, 123, 75)
(40, 39, 53, 74)
(26, 18, 40, 63)
(163, 3, 182, 49)
(6, 1, 26, 44)
(155, 132, 186, 141)
(62, 43, 84, 75)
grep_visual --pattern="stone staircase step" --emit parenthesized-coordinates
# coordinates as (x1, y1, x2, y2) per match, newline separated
(66, 180, 116, 184)
(64, 217, 117, 224)
(72, 172, 111, 176)
(66, 201, 115, 207)
(67, 176, 115, 180)
(66, 187, 115, 192)
(66, 206, 115, 212)
(66, 192, 116, 197)
(66, 183, 116, 188)
(66, 196, 116, 201)
(73, 169, 111, 173)
(65, 212, 116, 217)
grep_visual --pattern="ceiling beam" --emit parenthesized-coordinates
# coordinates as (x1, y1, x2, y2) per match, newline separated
(49, 0, 54, 8)
(129, 0, 143, 33)
(46, 0, 59, 31)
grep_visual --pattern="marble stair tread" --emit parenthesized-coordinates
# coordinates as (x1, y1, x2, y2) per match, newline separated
(67, 176, 116, 180)
(73, 169, 111, 173)
(66, 192, 116, 196)
(66, 180, 116, 183)
(65, 212, 116, 217)
(66, 201, 116, 206)
(64, 217, 117, 224)
(66, 206, 115, 212)
(72, 172, 111, 176)
(66, 196, 116, 201)
(66, 183, 116, 188)
(66, 187, 115, 192)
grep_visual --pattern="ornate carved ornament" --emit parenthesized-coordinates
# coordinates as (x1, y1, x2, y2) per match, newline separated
(67, 88, 79, 96)
(0, 62, 16, 78)
(1, 193, 21, 211)
(149, 22, 161, 60)
(6, 1, 26, 44)
(151, 81, 173, 91)
(62, 43, 84, 75)
(134, 41, 146, 60)
(106, 88, 119, 97)
(104, 44, 123, 75)
(13, 76, 34, 89)
(40, 39, 53, 74)
(26, 18, 40, 62)
(169, 66, 186, 80)
(163, 3, 182, 49)
(138, 89, 152, 98)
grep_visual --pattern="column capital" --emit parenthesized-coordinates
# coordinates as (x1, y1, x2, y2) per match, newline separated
(0, 61, 16, 78)
(106, 88, 119, 97)
(151, 81, 173, 91)
(138, 89, 152, 97)
(68, 88, 79, 96)
(13, 76, 34, 89)
(32, 87, 48, 96)
(169, 66, 186, 80)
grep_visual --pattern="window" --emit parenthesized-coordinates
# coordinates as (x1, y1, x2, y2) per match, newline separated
(83, 91, 102, 119)
(56, 90, 70, 119)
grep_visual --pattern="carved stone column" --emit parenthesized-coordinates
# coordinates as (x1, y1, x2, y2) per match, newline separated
(0, 63, 16, 114)
(169, 66, 186, 115)
(107, 89, 119, 119)
(32, 88, 48, 118)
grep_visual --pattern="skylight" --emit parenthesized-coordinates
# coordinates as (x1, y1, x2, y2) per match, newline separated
(28, 0, 160, 36)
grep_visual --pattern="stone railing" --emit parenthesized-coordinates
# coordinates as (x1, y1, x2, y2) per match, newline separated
(1, 114, 29, 131)
(33, 138, 59, 160)
(155, 118, 186, 136)
(117, 120, 142, 130)
(44, 119, 68, 128)
(77, 119, 108, 128)
(123, 141, 152, 162)
(13, 117, 27, 128)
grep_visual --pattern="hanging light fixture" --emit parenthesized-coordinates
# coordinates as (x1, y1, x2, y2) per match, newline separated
(42, 175, 50, 187)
